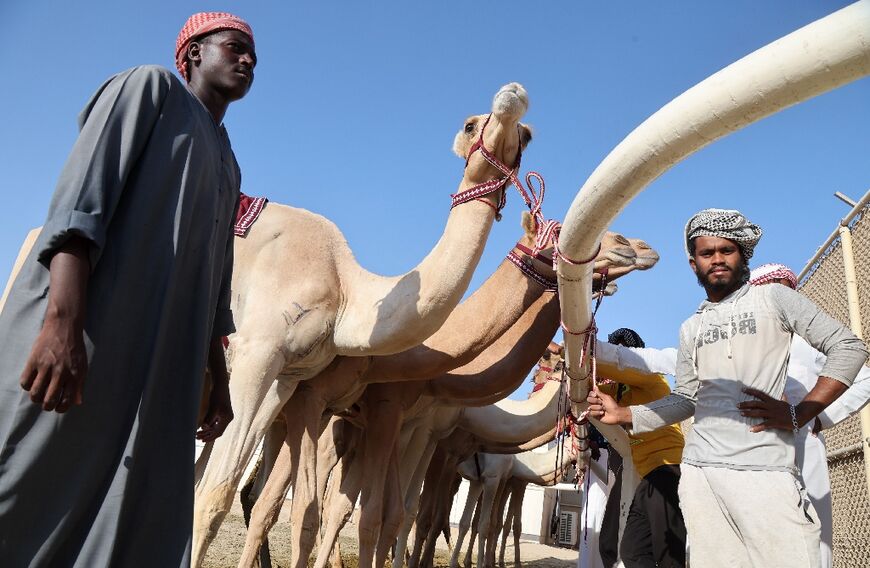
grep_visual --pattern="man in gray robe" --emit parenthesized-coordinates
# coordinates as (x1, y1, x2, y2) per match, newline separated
(0, 12, 256, 567)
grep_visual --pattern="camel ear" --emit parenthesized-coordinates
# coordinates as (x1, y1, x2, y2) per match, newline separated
(518, 123, 533, 152)
(520, 210, 537, 238)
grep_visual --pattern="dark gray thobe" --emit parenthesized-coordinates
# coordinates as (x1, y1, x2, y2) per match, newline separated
(0, 65, 239, 567)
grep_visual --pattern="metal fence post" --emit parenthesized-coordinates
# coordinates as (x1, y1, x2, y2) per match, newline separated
(837, 224, 870, 498)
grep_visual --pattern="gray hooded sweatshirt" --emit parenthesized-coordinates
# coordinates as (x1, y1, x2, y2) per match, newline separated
(630, 283, 867, 473)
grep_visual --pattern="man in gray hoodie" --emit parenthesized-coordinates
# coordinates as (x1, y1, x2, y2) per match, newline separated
(587, 208, 868, 567)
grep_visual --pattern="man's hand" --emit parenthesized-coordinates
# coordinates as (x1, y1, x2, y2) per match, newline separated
(738, 387, 798, 433)
(197, 336, 234, 442)
(586, 388, 632, 426)
(20, 316, 87, 412)
(196, 379, 233, 442)
(20, 237, 90, 413)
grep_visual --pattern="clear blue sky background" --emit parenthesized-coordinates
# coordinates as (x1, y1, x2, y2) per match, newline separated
(1, 2, 867, 400)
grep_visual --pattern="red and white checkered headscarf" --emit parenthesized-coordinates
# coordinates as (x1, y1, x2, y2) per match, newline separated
(749, 263, 798, 289)
(175, 12, 254, 82)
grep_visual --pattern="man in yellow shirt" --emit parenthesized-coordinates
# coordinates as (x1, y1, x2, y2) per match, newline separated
(597, 328, 686, 568)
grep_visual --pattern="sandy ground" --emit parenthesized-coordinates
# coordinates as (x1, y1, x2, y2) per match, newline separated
(204, 502, 578, 568)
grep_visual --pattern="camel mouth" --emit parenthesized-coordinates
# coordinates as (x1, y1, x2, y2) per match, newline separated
(633, 253, 660, 270)
(603, 246, 637, 268)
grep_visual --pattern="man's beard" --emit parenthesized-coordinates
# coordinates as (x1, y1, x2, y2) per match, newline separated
(695, 262, 750, 293)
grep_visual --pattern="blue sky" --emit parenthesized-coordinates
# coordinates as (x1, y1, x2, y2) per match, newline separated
(1, 1, 867, 399)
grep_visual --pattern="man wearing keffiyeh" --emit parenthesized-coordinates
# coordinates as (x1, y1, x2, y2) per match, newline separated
(588, 208, 867, 567)
(749, 263, 870, 568)
(0, 12, 255, 567)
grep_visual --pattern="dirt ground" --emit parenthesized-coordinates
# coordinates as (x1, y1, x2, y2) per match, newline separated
(204, 502, 578, 568)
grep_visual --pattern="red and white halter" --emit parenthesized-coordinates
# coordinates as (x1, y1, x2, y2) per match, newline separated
(450, 113, 550, 230)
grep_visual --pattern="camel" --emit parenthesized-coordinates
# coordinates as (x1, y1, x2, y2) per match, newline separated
(234, 221, 656, 567)
(404, 348, 571, 568)
(450, 440, 580, 568)
(191, 81, 538, 565)
(554, 2, 870, 563)
(402, 335, 683, 568)
(0, 228, 40, 314)
(363, 341, 576, 568)
(311, 342, 570, 568)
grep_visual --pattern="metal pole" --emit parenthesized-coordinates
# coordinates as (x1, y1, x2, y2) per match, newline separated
(837, 225, 870, 498)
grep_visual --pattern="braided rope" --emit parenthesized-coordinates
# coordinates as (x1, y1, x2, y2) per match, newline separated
(506, 250, 558, 291)
(450, 114, 555, 237)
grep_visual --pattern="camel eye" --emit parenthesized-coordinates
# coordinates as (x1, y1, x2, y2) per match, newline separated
(464, 122, 475, 134)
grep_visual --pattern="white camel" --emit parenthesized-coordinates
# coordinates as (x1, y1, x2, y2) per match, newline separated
(451, 440, 580, 568)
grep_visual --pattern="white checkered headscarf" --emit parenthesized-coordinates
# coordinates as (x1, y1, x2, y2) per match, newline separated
(684, 208, 762, 260)
(749, 263, 797, 289)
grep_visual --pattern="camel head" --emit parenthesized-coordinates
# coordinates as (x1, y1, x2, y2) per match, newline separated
(515, 212, 644, 295)
(530, 341, 564, 391)
(627, 237, 659, 270)
(452, 83, 533, 189)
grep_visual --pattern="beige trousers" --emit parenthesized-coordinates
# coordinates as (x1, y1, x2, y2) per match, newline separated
(678, 464, 821, 568)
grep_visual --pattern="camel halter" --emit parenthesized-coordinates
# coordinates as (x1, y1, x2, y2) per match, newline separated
(507, 242, 558, 292)
(451, 113, 547, 225)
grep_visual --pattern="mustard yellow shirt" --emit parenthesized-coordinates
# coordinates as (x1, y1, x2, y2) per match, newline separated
(596, 360, 684, 478)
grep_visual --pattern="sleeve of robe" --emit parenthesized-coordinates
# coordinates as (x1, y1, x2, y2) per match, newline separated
(36, 66, 170, 269)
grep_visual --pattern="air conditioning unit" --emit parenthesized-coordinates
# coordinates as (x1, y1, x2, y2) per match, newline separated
(557, 510, 578, 547)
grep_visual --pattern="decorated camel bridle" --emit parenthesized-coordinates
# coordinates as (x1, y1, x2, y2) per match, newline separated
(454, 113, 609, 470)
(451, 113, 606, 293)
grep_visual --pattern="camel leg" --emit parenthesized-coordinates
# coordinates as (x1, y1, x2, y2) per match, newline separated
(374, 445, 403, 568)
(510, 483, 527, 568)
(475, 476, 502, 568)
(313, 433, 363, 568)
(357, 388, 403, 568)
(498, 483, 521, 568)
(329, 542, 344, 568)
(240, 418, 286, 568)
(463, 496, 481, 568)
(488, 480, 510, 568)
(420, 459, 459, 568)
(238, 402, 305, 568)
(279, 386, 329, 568)
(498, 503, 512, 568)
(193, 342, 292, 568)
(450, 479, 483, 568)
(408, 448, 447, 568)
(394, 428, 438, 567)
(317, 416, 346, 516)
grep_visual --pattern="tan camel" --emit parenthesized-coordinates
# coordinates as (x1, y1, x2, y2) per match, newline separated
(0, 228, 40, 314)
(450, 440, 579, 568)
(192, 82, 536, 565)
(245, 267, 555, 561)
(357, 333, 577, 568)
(401, 334, 680, 568)
(554, 4, 870, 561)
(408, 350, 568, 568)
(312, 337, 569, 568)
(234, 220, 653, 567)
(384, 242, 658, 565)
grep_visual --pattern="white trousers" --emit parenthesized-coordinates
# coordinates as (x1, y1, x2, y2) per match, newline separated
(678, 464, 821, 568)
(796, 430, 832, 568)
(578, 453, 610, 568)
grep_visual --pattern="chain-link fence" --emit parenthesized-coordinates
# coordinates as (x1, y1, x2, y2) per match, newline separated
(798, 196, 869, 567)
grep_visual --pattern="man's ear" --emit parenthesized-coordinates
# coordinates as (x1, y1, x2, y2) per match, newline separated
(187, 41, 203, 66)
(688, 257, 697, 272)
